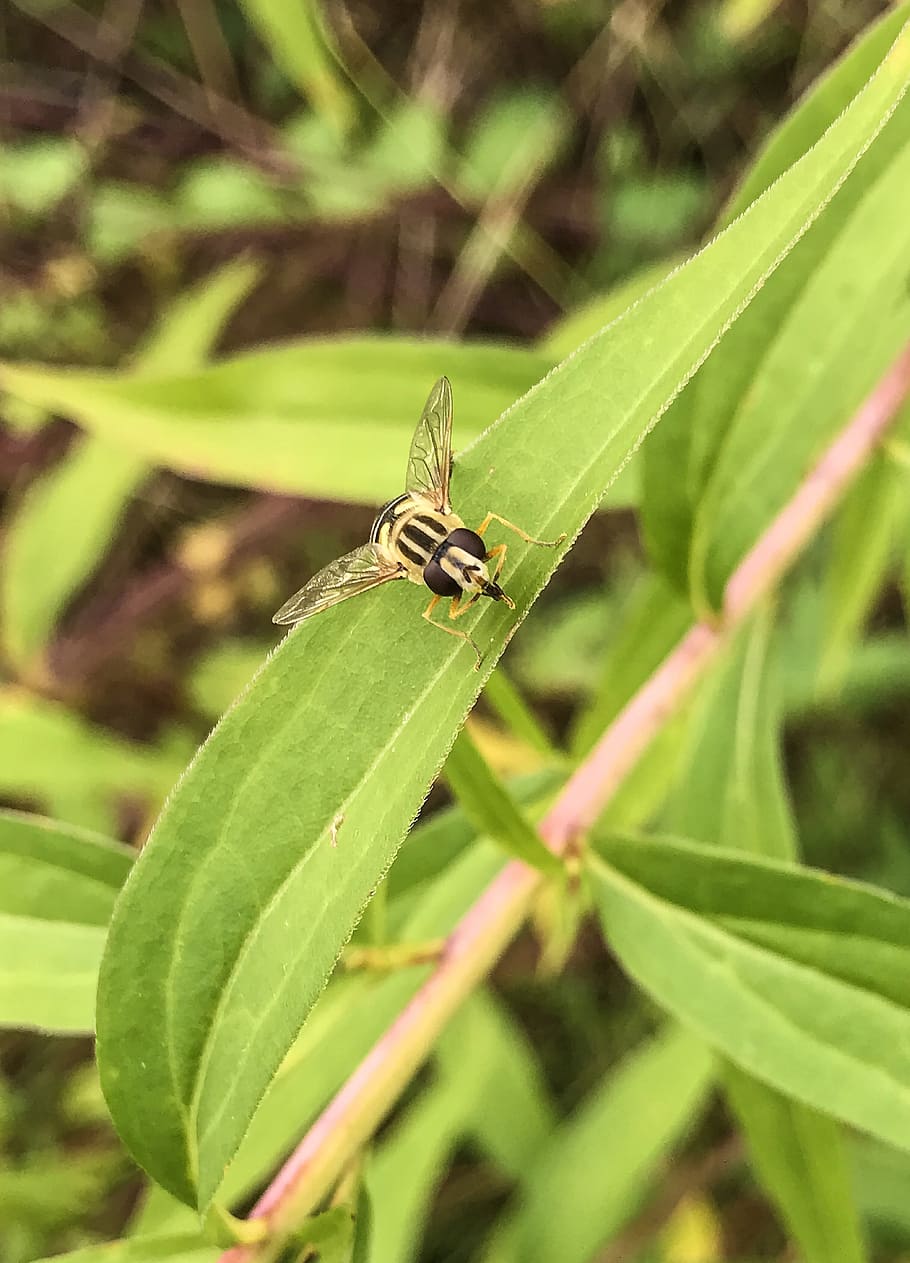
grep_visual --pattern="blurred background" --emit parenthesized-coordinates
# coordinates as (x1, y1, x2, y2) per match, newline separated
(2, 1, 909, 1260)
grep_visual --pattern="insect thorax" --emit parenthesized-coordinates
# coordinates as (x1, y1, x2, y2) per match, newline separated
(370, 493, 465, 582)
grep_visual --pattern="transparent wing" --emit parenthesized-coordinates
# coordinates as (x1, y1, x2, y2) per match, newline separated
(272, 544, 401, 626)
(405, 376, 453, 511)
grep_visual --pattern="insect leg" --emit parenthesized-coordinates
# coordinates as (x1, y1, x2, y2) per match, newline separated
(449, 592, 481, 620)
(476, 512, 566, 547)
(485, 542, 507, 579)
(422, 596, 483, 669)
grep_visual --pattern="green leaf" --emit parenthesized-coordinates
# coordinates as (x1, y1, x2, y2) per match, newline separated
(723, 1062, 868, 1263)
(851, 1137, 910, 1239)
(570, 573, 691, 758)
(385, 767, 564, 922)
(663, 608, 796, 860)
(481, 1026, 714, 1263)
(730, 3, 910, 214)
(295, 1206, 356, 1263)
(188, 640, 272, 717)
(690, 122, 910, 609)
(176, 161, 287, 230)
(512, 589, 618, 702)
(96, 34, 910, 1209)
(0, 261, 261, 667)
(591, 835, 910, 1153)
(0, 340, 550, 503)
(816, 453, 909, 694)
(360, 102, 446, 197)
(0, 913, 105, 1032)
(365, 1071, 475, 1263)
(481, 669, 555, 756)
(0, 811, 131, 1032)
(437, 989, 555, 1178)
(1, 443, 146, 666)
(239, 0, 355, 134)
(130, 838, 511, 1235)
(443, 729, 563, 875)
(656, 602, 859, 1255)
(0, 808, 131, 924)
(32, 1236, 218, 1263)
(136, 259, 262, 375)
(0, 692, 183, 809)
(541, 256, 682, 361)
(642, 2, 910, 598)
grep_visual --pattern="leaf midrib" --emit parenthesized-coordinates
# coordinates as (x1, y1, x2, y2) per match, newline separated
(596, 859, 910, 1107)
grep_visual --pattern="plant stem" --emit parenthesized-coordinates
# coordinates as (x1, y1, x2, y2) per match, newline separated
(219, 340, 910, 1262)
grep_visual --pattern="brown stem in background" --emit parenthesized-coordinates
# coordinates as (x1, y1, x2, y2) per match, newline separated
(219, 340, 910, 1261)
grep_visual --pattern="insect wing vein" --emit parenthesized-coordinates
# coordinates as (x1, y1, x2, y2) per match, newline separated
(273, 544, 400, 625)
(405, 376, 453, 512)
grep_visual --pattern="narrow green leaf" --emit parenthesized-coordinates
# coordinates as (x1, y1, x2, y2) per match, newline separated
(0, 340, 551, 504)
(0, 260, 260, 666)
(437, 989, 556, 1178)
(239, 0, 355, 134)
(296, 1206, 356, 1263)
(0, 913, 105, 1032)
(0, 691, 184, 807)
(642, 3, 910, 597)
(481, 1026, 714, 1263)
(481, 669, 555, 755)
(851, 1137, 910, 1238)
(690, 126, 910, 609)
(385, 766, 564, 920)
(541, 257, 682, 361)
(32, 1236, 218, 1263)
(0, 808, 131, 924)
(188, 640, 272, 718)
(663, 609, 796, 860)
(366, 1073, 474, 1263)
(570, 573, 691, 758)
(0, 138, 85, 217)
(591, 836, 910, 1154)
(817, 453, 909, 693)
(0, 811, 130, 1032)
(443, 729, 563, 875)
(1, 443, 147, 666)
(96, 37, 910, 1209)
(730, 2, 910, 213)
(135, 259, 262, 375)
(723, 1062, 867, 1263)
(657, 600, 859, 1255)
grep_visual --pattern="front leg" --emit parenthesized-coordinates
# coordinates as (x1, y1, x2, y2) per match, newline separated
(422, 595, 483, 669)
(476, 512, 566, 547)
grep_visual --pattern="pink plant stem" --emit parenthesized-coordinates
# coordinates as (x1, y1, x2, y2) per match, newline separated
(220, 341, 910, 1262)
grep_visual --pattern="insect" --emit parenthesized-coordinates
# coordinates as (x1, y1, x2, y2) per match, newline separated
(273, 376, 564, 667)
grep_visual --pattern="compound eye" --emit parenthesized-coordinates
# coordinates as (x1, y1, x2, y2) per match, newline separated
(445, 528, 486, 560)
(423, 558, 460, 596)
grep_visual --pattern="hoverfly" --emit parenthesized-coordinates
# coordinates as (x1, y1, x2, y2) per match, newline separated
(273, 377, 564, 667)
